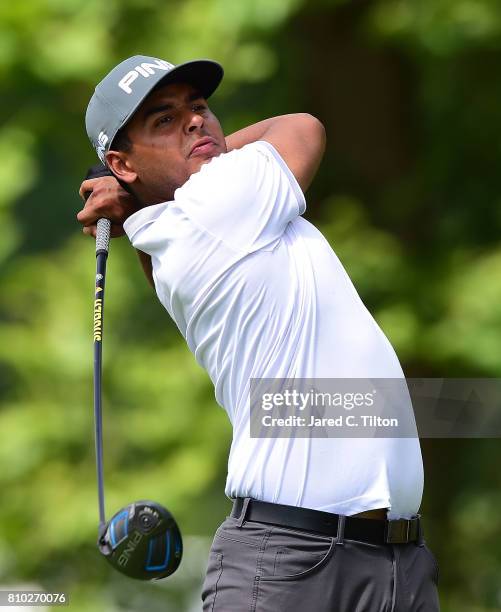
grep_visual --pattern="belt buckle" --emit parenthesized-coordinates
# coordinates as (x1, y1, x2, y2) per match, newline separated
(385, 519, 410, 544)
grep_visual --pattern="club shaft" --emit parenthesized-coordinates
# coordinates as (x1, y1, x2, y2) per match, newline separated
(93, 218, 111, 528)
(94, 249, 108, 528)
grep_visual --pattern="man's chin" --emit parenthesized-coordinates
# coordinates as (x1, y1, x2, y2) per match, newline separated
(193, 151, 222, 172)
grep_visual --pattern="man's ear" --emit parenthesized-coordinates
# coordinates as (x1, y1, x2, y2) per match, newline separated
(105, 150, 137, 184)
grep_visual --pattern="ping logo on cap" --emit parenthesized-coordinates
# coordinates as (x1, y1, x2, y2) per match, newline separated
(118, 59, 175, 94)
(97, 131, 109, 163)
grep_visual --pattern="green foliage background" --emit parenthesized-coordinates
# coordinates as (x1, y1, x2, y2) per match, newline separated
(0, 1, 500, 610)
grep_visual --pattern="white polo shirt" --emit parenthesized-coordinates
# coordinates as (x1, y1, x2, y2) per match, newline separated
(124, 141, 423, 519)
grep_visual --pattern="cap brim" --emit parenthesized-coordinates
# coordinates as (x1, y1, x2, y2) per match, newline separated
(157, 59, 224, 100)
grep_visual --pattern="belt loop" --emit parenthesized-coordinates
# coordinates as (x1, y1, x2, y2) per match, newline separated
(236, 497, 251, 528)
(335, 514, 346, 546)
(416, 514, 425, 547)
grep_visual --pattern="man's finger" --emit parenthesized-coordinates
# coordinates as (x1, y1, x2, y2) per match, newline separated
(77, 190, 115, 225)
(77, 206, 99, 226)
(79, 178, 102, 200)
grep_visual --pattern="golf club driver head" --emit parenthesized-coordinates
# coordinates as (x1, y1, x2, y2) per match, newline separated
(97, 500, 182, 580)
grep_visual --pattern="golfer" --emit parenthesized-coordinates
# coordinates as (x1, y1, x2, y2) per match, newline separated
(78, 56, 440, 611)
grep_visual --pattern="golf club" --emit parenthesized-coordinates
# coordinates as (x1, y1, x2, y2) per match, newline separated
(85, 164, 183, 580)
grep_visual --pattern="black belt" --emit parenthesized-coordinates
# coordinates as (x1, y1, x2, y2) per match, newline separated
(231, 498, 422, 545)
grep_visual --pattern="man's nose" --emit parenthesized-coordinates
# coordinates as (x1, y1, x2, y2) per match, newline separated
(186, 112, 204, 133)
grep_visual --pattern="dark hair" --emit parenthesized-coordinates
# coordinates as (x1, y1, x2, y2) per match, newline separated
(110, 127, 132, 153)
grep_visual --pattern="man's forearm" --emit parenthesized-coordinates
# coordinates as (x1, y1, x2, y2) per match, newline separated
(136, 250, 154, 288)
(225, 115, 296, 151)
(225, 113, 325, 193)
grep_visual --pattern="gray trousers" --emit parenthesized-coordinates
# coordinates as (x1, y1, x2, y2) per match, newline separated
(201, 514, 440, 611)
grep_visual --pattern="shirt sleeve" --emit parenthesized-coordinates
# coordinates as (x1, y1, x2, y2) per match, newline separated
(174, 140, 306, 253)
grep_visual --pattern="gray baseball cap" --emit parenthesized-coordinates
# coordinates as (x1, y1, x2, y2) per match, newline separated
(86, 55, 224, 163)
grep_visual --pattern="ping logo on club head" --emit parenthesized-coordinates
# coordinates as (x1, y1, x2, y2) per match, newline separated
(97, 131, 109, 163)
(118, 60, 174, 94)
(117, 531, 143, 567)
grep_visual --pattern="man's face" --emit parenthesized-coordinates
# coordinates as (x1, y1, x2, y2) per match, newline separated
(112, 81, 227, 204)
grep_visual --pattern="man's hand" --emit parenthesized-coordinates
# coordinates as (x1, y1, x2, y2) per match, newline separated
(77, 176, 140, 238)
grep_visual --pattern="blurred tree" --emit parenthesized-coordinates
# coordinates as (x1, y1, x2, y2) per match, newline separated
(1, 0, 500, 610)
